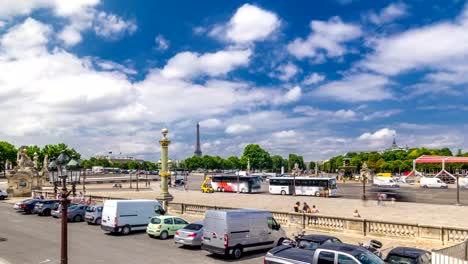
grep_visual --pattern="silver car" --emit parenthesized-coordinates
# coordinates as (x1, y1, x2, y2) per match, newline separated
(174, 221, 203, 247)
(85, 205, 103, 225)
(51, 203, 77, 218)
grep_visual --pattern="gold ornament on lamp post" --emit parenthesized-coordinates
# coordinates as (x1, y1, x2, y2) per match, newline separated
(156, 128, 174, 210)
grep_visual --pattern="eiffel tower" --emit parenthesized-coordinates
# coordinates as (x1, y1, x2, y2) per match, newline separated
(194, 123, 202, 157)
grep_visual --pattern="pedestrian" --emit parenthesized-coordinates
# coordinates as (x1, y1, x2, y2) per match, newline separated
(353, 209, 361, 218)
(293, 201, 300, 213)
(302, 202, 310, 214)
(310, 205, 319, 213)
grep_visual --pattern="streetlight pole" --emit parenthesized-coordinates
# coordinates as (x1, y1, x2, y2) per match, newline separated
(136, 173, 139, 192)
(456, 174, 460, 206)
(156, 128, 174, 210)
(361, 175, 367, 200)
(56, 150, 70, 264)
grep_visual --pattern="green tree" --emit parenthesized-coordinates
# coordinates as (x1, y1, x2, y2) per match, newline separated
(308, 161, 316, 170)
(271, 155, 286, 173)
(0, 141, 17, 176)
(227, 156, 241, 170)
(288, 154, 305, 171)
(240, 144, 271, 171)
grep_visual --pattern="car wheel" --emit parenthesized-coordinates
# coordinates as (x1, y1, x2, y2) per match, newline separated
(217, 187, 221, 192)
(95, 217, 101, 225)
(73, 215, 82, 222)
(221, 188, 225, 192)
(315, 191, 321, 197)
(280, 190, 286, 195)
(232, 246, 243, 259)
(241, 188, 246, 193)
(121, 225, 131, 235)
(160, 231, 168, 240)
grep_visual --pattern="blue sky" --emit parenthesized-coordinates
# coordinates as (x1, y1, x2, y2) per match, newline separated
(0, 0, 467, 162)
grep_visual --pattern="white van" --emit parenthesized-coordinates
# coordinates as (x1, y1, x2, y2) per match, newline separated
(373, 177, 399, 188)
(420, 177, 448, 188)
(461, 177, 468, 189)
(101, 200, 165, 235)
(201, 209, 286, 259)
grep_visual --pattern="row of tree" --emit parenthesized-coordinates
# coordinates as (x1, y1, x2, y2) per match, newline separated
(80, 158, 158, 171)
(0, 141, 80, 171)
(322, 148, 468, 174)
(180, 144, 315, 172)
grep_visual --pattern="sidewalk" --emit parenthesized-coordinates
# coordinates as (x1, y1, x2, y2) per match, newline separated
(86, 185, 468, 228)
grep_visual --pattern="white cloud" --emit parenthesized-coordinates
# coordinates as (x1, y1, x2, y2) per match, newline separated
(367, 3, 408, 25)
(359, 128, 396, 141)
(275, 62, 300, 81)
(161, 49, 251, 79)
(303, 73, 325, 85)
(360, 6, 468, 76)
(95, 60, 137, 75)
(273, 86, 302, 105)
(0, 20, 5, 28)
(199, 119, 223, 129)
(225, 124, 254, 134)
(93, 11, 137, 39)
(312, 74, 392, 102)
(210, 4, 281, 44)
(363, 109, 401, 121)
(293, 106, 358, 122)
(155, 34, 169, 51)
(287, 16, 361, 59)
(0, 0, 100, 19)
(272, 130, 297, 139)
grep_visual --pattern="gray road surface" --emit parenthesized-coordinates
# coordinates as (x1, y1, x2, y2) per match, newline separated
(0, 203, 263, 264)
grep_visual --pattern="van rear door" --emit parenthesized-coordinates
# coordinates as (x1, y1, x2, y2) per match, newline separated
(203, 212, 226, 249)
(102, 201, 117, 228)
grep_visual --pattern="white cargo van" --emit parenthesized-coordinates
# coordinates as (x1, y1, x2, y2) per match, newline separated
(101, 200, 165, 235)
(201, 209, 286, 259)
(373, 177, 399, 188)
(420, 177, 448, 188)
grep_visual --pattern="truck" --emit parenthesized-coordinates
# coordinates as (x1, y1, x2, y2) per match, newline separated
(265, 243, 384, 264)
(373, 177, 399, 188)
(101, 199, 165, 235)
(201, 209, 286, 259)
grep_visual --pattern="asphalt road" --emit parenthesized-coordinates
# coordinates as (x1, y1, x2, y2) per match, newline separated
(179, 176, 468, 205)
(0, 203, 262, 264)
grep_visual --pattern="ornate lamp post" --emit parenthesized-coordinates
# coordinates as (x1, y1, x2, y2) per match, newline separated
(48, 159, 59, 197)
(52, 150, 80, 264)
(156, 128, 174, 210)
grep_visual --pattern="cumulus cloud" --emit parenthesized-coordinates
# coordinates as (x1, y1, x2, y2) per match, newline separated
(303, 73, 325, 85)
(210, 4, 281, 44)
(160, 49, 251, 79)
(272, 86, 302, 105)
(155, 34, 169, 51)
(366, 3, 408, 25)
(93, 11, 137, 39)
(0, 0, 100, 19)
(274, 62, 300, 81)
(359, 128, 396, 141)
(288, 16, 361, 59)
(293, 106, 358, 122)
(225, 124, 254, 134)
(312, 74, 392, 102)
(199, 119, 223, 129)
(272, 130, 297, 139)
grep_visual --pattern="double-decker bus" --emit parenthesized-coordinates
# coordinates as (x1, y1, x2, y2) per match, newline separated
(204, 175, 262, 193)
(268, 177, 337, 196)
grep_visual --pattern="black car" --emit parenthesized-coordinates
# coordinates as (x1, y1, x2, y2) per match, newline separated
(368, 187, 413, 202)
(385, 247, 431, 264)
(21, 199, 43, 214)
(296, 234, 342, 250)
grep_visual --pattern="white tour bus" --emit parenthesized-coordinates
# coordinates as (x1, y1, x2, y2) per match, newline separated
(210, 175, 262, 193)
(268, 177, 337, 196)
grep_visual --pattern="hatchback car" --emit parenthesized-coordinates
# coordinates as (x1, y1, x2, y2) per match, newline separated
(13, 199, 32, 210)
(67, 204, 87, 222)
(33, 200, 59, 216)
(385, 247, 431, 264)
(174, 221, 203, 247)
(146, 215, 189, 240)
(85, 205, 103, 225)
(51, 203, 78, 218)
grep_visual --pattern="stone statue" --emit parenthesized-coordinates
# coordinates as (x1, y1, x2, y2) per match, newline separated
(292, 162, 301, 176)
(42, 155, 49, 172)
(360, 162, 373, 182)
(17, 147, 35, 170)
(33, 152, 39, 169)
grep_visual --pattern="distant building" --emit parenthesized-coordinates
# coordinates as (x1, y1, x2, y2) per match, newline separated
(194, 123, 202, 157)
(94, 155, 144, 164)
(385, 137, 408, 152)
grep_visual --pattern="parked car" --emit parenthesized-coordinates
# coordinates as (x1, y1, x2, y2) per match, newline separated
(66, 204, 87, 222)
(101, 200, 165, 235)
(85, 205, 103, 225)
(33, 200, 60, 216)
(265, 243, 385, 264)
(21, 199, 43, 214)
(0, 189, 8, 200)
(385, 247, 431, 264)
(202, 209, 286, 259)
(146, 215, 189, 239)
(174, 221, 203, 247)
(51, 203, 77, 218)
(420, 177, 448, 188)
(295, 234, 342, 250)
(13, 199, 32, 210)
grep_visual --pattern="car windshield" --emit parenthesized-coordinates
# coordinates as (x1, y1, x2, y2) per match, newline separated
(86, 207, 95, 212)
(150, 218, 161, 224)
(354, 251, 385, 264)
(298, 240, 319, 249)
(386, 255, 417, 264)
(184, 224, 203, 231)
